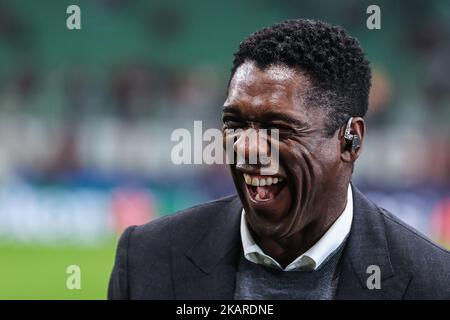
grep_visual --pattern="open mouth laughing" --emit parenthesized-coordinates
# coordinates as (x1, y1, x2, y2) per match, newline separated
(235, 164, 290, 213)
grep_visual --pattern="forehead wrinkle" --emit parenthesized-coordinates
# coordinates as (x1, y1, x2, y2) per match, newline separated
(226, 61, 319, 121)
(226, 90, 288, 113)
(231, 62, 312, 95)
(231, 61, 294, 87)
(228, 77, 297, 106)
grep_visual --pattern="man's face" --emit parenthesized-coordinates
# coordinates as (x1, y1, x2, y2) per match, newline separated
(223, 61, 346, 240)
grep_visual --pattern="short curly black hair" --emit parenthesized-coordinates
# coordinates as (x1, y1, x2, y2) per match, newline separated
(230, 19, 371, 136)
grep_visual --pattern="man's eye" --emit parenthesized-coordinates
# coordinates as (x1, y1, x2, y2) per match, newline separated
(223, 118, 245, 128)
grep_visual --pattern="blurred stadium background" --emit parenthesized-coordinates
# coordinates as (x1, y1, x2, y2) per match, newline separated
(0, 0, 449, 299)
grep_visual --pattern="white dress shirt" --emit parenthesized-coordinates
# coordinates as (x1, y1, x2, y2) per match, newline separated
(240, 184, 353, 271)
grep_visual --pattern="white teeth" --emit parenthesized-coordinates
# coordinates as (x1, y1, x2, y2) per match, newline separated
(243, 173, 284, 186)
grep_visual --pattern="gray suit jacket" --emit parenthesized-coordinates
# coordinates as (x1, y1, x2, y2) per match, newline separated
(108, 185, 450, 299)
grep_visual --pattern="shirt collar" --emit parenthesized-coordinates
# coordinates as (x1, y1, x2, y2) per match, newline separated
(240, 184, 353, 271)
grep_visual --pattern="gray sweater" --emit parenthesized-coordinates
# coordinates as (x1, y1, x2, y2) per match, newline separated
(234, 241, 347, 300)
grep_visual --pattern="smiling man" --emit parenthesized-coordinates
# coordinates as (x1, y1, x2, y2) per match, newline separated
(108, 19, 450, 300)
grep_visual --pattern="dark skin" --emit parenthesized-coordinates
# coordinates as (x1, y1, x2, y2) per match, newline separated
(223, 61, 365, 268)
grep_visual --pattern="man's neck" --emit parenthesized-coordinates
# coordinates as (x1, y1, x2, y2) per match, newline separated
(253, 190, 348, 268)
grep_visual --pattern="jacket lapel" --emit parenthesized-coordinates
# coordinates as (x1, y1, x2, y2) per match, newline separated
(335, 185, 412, 299)
(173, 196, 243, 299)
(172, 185, 412, 299)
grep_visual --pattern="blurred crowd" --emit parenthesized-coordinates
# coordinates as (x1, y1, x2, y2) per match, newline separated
(0, 0, 449, 246)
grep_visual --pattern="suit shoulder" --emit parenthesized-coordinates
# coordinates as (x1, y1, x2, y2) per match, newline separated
(377, 207, 450, 298)
(378, 207, 450, 273)
(380, 207, 449, 255)
(130, 194, 238, 244)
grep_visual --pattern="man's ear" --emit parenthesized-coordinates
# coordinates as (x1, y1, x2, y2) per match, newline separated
(340, 117, 365, 163)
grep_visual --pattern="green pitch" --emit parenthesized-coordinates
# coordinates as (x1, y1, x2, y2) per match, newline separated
(0, 239, 118, 300)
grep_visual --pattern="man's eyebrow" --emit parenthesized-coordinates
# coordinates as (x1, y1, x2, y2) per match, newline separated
(222, 105, 241, 114)
(222, 105, 308, 127)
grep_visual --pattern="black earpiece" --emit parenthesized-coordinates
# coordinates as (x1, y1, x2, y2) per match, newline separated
(344, 117, 360, 152)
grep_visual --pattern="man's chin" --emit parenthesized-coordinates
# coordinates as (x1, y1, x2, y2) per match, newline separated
(244, 209, 292, 239)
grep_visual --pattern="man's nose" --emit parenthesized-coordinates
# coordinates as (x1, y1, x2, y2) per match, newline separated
(233, 129, 270, 165)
